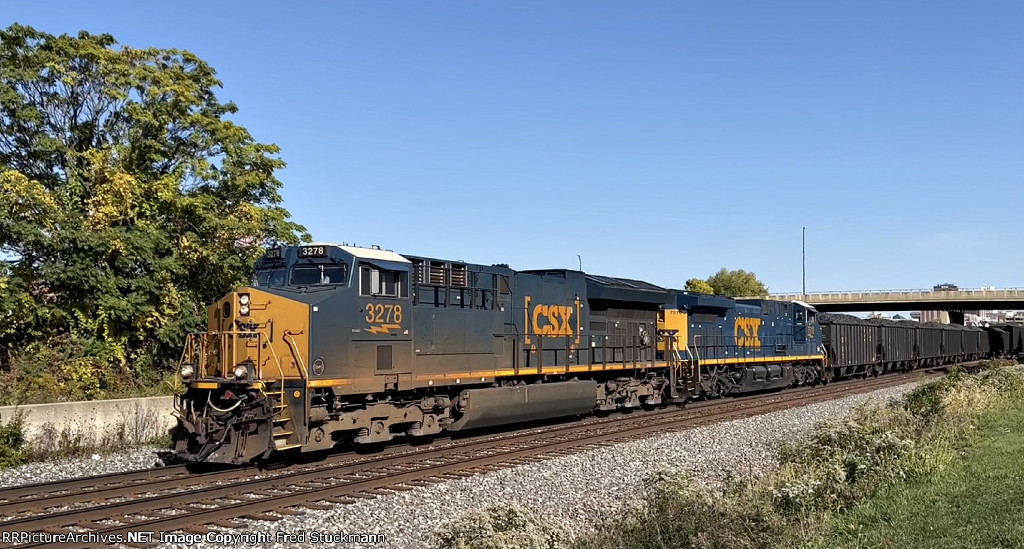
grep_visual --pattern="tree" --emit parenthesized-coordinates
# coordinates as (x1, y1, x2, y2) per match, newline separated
(0, 24, 307, 401)
(706, 268, 769, 297)
(684, 278, 715, 294)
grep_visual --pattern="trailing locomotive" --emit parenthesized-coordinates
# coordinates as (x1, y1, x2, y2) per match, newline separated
(171, 243, 989, 464)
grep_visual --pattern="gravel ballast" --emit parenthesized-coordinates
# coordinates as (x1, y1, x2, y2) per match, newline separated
(0, 446, 164, 489)
(151, 382, 923, 549)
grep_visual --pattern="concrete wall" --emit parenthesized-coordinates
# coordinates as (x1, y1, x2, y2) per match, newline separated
(0, 396, 176, 450)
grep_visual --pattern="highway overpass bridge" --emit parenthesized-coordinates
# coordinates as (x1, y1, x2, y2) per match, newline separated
(765, 288, 1024, 323)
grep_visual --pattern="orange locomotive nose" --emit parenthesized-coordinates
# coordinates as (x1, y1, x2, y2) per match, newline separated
(174, 285, 312, 463)
(189, 288, 309, 381)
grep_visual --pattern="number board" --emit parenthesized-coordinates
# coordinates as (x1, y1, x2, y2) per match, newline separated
(264, 247, 282, 260)
(299, 245, 328, 258)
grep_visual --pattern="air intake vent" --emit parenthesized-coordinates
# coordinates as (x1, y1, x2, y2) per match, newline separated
(429, 261, 446, 285)
(450, 264, 467, 287)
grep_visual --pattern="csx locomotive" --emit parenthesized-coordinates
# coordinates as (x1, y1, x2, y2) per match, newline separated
(172, 243, 985, 464)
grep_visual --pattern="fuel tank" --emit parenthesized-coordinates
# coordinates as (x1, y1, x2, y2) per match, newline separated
(447, 380, 598, 431)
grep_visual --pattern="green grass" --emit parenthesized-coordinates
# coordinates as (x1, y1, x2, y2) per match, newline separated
(815, 403, 1024, 549)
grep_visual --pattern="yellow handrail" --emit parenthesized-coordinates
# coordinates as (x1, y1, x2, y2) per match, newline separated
(179, 329, 306, 382)
(283, 331, 308, 380)
(258, 329, 289, 381)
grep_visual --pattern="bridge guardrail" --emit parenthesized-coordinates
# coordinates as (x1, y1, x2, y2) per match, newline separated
(767, 288, 1024, 302)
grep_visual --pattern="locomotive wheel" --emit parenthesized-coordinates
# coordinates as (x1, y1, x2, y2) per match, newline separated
(702, 366, 727, 399)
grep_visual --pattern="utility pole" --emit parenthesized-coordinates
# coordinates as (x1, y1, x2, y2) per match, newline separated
(802, 226, 806, 299)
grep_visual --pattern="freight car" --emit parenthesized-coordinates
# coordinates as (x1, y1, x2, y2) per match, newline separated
(987, 324, 1024, 357)
(817, 313, 989, 375)
(172, 243, 826, 464)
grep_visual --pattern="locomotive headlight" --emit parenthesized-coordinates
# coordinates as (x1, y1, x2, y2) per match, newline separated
(233, 365, 247, 379)
(239, 294, 250, 305)
(180, 364, 195, 379)
(238, 294, 251, 316)
(239, 304, 250, 316)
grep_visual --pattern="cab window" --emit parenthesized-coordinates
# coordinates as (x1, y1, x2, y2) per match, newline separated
(360, 264, 409, 298)
(290, 264, 348, 286)
(254, 267, 286, 286)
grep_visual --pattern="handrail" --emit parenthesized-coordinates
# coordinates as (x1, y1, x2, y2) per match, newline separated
(177, 329, 302, 382)
(282, 331, 308, 380)
(688, 335, 815, 360)
(258, 330, 289, 381)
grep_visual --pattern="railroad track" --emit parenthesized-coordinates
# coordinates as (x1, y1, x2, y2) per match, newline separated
(0, 369, 940, 549)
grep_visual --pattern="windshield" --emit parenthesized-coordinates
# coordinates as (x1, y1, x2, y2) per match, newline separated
(290, 264, 348, 286)
(253, 267, 286, 287)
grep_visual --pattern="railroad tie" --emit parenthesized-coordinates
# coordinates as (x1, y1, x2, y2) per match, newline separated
(212, 519, 247, 529)
(404, 480, 441, 487)
(291, 482, 325, 489)
(244, 513, 282, 522)
(323, 497, 358, 504)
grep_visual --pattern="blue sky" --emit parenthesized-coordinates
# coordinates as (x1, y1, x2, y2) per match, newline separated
(6, 1, 1022, 293)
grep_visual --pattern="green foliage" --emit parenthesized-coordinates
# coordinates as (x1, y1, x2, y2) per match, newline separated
(902, 376, 958, 419)
(0, 334, 174, 404)
(0, 412, 28, 468)
(772, 406, 922, 515)
(578, 474, 787, 549)
(433, 504, 570, 549)
(684, 277, 715, 294)
(0, 24, 307, 401)
(705, 268, 769, 297)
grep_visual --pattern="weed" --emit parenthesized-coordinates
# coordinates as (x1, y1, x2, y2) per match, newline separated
(26, 404, 168, 462)
(0, 412, 28, 468)
(433, 504, 570, 549)
(578, 474, 788, 549)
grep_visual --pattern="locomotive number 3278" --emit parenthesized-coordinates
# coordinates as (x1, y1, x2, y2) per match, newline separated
(365, 303, 403, 324)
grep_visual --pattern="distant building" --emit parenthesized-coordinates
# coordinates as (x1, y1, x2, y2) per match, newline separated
(912, 310, 950, 324)
(911, 310, 1024, 326)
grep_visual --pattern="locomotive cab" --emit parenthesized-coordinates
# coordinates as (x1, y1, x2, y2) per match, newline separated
(173, 243, 403, 463)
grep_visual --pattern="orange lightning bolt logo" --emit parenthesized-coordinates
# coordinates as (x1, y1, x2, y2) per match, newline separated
(364, 324, 402, 335)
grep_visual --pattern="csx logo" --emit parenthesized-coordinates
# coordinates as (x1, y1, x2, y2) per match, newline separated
(735, 317, 762, 347)
(532, 304, 575, 335)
